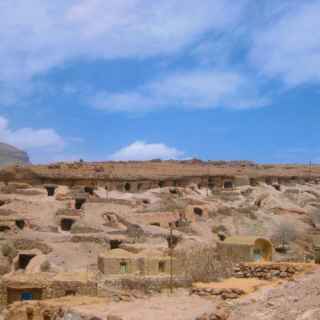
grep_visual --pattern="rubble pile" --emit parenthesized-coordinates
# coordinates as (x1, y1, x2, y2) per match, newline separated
(191, 287, 245, 300)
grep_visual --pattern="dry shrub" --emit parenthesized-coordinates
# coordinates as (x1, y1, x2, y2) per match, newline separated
(176, 245, 234, 282)
(272, 222, 297, 249)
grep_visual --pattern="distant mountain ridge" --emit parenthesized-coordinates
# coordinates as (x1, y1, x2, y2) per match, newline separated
(0, 143, 30, 166)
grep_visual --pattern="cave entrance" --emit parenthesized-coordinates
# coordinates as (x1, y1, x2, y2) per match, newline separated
(158, 261, 166, 273)
(18, 254, 35, 270)
(0, 225, 10, 232)
(45, 186, 57, 197)
(110, 240, 122, 250)
(60, 218, 75, 231)
(193, 207, 203, 217)
(75, 198, 86, 210)
(15, 219, 25, 230)
(223, 180, 233, 189)
(158, 181, 164, 188)
(124, 183, 131, 192)
(84, 186, 94, 195)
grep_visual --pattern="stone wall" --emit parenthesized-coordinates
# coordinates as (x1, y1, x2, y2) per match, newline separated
(233, 263, 306, 280)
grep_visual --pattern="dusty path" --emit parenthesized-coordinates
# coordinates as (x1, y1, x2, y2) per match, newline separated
(70, 290, 217, 320)
(228, 267, 320, 320)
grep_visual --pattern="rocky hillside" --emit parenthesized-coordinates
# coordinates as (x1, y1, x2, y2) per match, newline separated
(0, 143, 30, 166)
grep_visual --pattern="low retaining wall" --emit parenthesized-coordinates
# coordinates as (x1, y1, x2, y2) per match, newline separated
(233, 263, 306, 280)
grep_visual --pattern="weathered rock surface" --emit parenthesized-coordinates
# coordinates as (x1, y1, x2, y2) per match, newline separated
(0, 143, 30, 166)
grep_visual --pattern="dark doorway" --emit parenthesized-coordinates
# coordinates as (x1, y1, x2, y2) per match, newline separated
(273, 184, 281, 191)
(15, 219, 25, 230)
(124, 183, 131, 192)
(158, 261, 166, 273)
(250, 178, 258, 187)
(65, 290, 76, 296)
(0, 225, 10, 232)
(45, 186, 56, 197)
(110, 240, 122, 250)
(158, 181, 164, 188)
(223, 181, 233, 189)
(18, 254, 36, 270)
(84, 186, 94, 195)
(75, 198, 86, 210)
(7, 288, 42, 304)
(169, 188, 178, 194)
(193, 207, 203, 217)
(60, 218, 75, 231)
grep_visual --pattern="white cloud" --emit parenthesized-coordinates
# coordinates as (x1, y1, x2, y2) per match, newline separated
(250, 1, 320, 86)
(91, 69, 269, 112)
(0, 0, 246, 84)
(0, 116, 65, 151)
(109, 141, 184, 161)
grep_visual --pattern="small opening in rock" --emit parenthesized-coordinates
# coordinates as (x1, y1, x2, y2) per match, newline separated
(0, 225, 10, 232)
(193, 207, 203, 217)
(273, 184, 281, 191)
(60, 218, 75, 231)
(158, 261, 166, 273)
(65, 290, 76, 296)
(124, 183, 131, 192)
(75, 198, 86, 210)
(15, 220, 25, 230)
(223, 181, 233, 189)
(110, 240, 122, 250)
(45, 186, 56, 197)
(19, 254, 35, 270)
(158, 181, 164, 188)
(84, 186, 94, 195)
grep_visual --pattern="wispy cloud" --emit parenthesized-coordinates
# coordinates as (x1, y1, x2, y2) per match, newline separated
(109, 141, 184, 161)
(90, 69, 269, 112)
(250, 1, 320, 86)
(0, 0, 245, 83)
(0, 116, 65, 151)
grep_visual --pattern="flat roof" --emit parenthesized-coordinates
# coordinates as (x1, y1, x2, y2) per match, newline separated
(222, 236, 270, 246)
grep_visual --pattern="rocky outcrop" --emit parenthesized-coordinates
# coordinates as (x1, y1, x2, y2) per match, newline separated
(0, 143, 30, 166)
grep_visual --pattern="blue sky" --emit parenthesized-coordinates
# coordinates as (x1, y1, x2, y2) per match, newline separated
(0, 0, 319, 164)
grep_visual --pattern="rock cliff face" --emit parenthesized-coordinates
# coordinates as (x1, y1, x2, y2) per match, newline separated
(0, 143, 30, 166)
